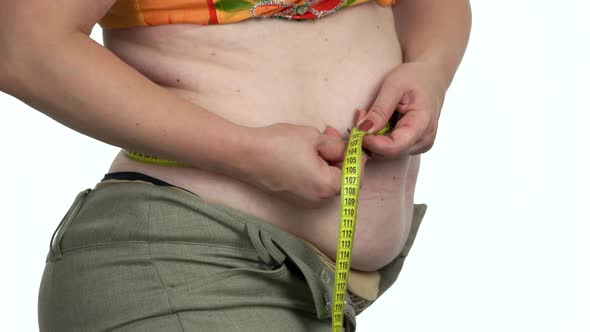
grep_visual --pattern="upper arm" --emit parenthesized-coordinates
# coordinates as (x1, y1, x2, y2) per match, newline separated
(0, 0, 118, 37)
(0, 0, 118, 91)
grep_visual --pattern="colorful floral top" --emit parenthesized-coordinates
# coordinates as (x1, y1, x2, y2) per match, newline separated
(98, 0, 398, 28)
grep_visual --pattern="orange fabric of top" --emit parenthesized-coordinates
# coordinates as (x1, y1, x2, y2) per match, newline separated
(98, 0, 397, 28)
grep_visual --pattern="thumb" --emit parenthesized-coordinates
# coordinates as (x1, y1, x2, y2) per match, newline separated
(317, 135, 346, 163)
(323, 125, 343, 138)
(356, 82, 405, 134)
(324, 163, 343, 196)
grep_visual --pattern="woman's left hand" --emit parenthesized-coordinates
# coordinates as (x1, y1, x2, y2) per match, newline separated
(356, 61, 448, 159)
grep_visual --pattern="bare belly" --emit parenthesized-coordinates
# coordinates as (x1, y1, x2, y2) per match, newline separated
(102, 2, 420, 271)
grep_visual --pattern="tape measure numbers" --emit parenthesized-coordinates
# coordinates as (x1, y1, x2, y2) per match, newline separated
(332, 123, 390, 332)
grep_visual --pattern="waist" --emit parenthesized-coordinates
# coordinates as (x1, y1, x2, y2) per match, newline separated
(107, 148, 419, 271)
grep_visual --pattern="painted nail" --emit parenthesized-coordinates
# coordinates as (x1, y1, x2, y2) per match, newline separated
(358, 119, 373, 131)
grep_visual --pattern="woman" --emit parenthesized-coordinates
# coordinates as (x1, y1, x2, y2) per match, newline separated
(0, 0, 470, 330)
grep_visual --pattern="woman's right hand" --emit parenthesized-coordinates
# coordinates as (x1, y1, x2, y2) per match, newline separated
(241, 123, 348, 207)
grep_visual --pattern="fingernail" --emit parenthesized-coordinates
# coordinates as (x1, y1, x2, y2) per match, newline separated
(358, 119, 373, 132)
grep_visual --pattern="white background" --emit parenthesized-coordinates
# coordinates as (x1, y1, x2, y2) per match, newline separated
(1, 0, 588, 331)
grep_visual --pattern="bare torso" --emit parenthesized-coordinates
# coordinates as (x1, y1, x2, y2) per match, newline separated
(103, 2, 420, 271)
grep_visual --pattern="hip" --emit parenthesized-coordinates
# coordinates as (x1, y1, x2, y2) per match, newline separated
(39, 181, 427, 331)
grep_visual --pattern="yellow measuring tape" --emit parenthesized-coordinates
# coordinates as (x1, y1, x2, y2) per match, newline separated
(124, 123, 392, 332)
(332, 123, 390, 332)
(123, 150, 191, 167)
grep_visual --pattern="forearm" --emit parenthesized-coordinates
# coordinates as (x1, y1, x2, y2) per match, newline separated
(1, 31, 256, 177)
(394, 0, 472, 89)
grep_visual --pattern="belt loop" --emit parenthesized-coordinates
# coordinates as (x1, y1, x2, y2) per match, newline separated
(246, 223, 274, 265)
(259, 231, 286, 266)
(48, 188, 91, 261)
(246, 223, 287, 267)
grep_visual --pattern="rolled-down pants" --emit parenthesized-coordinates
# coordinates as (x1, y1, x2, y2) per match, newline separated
(38, 172, 427, 331)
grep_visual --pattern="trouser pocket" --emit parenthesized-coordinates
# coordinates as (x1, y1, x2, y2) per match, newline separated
(45, 188, 91, 262)
(245, 223, 358, 331)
